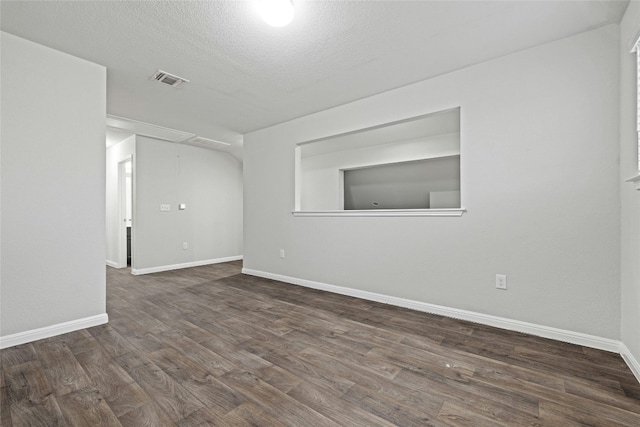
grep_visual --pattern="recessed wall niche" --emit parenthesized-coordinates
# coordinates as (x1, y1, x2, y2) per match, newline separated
(294, 107, 462, 216)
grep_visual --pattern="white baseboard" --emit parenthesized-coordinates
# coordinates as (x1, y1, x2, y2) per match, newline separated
(106, 259, 120, 268)
(241, 268, 621, 353)
(620, 343, 640, 384)
(133, 255, 243, 275)
(0, 313, 109, 349)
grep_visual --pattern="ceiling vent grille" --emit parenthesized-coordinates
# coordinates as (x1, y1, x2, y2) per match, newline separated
(151, 70, 189, 87)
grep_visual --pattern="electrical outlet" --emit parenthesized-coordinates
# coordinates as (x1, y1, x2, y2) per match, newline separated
(279, 249, 285, 259)
(496, 274, 507, 290)
(183, 242, 188, 250)
(160, 204, 171, 212)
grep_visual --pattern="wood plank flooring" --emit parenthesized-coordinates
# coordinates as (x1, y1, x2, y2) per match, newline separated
(2, 261, 640, 426)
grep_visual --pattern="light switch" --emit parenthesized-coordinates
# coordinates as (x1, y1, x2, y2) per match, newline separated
(160, 204, 171, 212)
(179, 203, 186, 210)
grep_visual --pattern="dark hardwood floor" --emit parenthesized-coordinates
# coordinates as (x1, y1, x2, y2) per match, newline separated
(2, 261, 640, 426)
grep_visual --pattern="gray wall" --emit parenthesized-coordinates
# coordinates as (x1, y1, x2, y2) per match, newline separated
(244, 25, 621, 339)
(134, 137, 243, 272)
(1, 32, 107, 337)
(620, 2, 640, 368)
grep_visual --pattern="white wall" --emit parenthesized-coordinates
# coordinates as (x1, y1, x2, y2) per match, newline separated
(0, 32, 107, 339)
(105, 135, 135, 266)
(301, 133, 459, 210)
(134, 137, 243, 272)
(620, 2, 640, 369)
(244, 25, 621, 339)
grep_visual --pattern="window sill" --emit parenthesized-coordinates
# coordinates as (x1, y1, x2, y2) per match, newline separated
(626, 174, 640, 190)
(292, 208, 466, 217)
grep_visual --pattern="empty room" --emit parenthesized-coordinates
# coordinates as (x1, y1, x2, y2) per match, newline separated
(1, 0, 640, 425)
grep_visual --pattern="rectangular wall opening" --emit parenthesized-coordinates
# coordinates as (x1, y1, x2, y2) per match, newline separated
(294, 107, 463, 216)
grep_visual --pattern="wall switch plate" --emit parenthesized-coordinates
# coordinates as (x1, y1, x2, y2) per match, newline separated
(496, 274, 507, 290)
(160, 204, 171, 212)
(279, 249, 285, 259)
(183, 242, 188, 250)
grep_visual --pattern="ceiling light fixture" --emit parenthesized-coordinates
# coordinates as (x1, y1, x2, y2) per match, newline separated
(259, 0, 294, 27)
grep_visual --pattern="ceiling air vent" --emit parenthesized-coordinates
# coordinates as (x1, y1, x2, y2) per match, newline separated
(151, 70, 189, 87)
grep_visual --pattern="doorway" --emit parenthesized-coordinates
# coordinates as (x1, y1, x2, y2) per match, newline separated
(118, 157, 133, 268)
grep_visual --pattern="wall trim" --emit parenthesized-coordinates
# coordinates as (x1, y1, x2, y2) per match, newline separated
(106, 259, 120, 268)
(242, 268, 621, 354)
(620, 343, 640, 384)
(132, 255, 243, 275)
(0, 313, 109, 349)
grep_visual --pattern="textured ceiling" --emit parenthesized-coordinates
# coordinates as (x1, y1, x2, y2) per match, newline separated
(0, 0, 629, 155)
